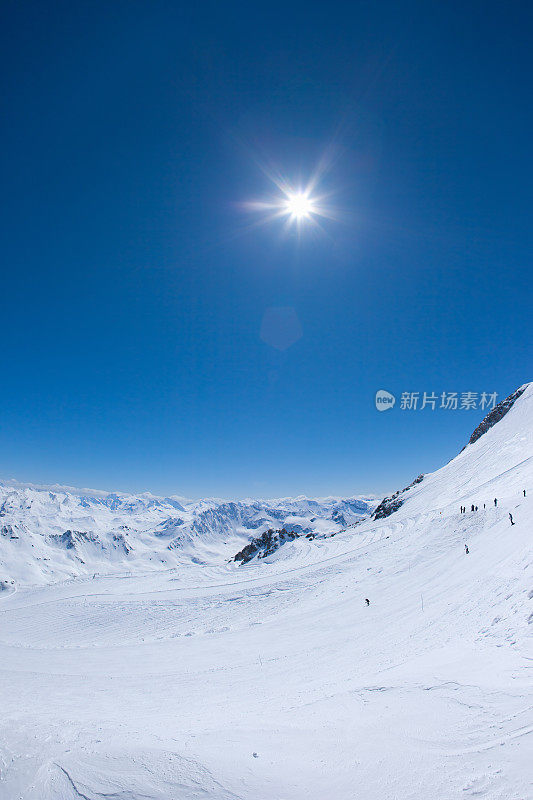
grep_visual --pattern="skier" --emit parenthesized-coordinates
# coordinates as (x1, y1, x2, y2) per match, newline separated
(509, 513, 515, 526)
(494, 498, 498, 507)
(524, 489, 526, 497)
(465, 545, 469, 554)
(483, 503, 485, 509)
(471, 504, 475, 512)
(475, 506, 478, 511)
(365, 598, 370, 606)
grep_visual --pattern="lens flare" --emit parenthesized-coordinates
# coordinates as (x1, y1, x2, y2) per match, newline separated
(283, 191, 316, 221)
(241, 153, 340, 235)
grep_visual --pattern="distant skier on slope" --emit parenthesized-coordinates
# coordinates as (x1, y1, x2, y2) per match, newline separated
(523, 489, 526, 497)
(465, 545, 469, 554)
(509, 513, 515, 526)
(494, 498, 498, 507)
(365, 598, 370, 606)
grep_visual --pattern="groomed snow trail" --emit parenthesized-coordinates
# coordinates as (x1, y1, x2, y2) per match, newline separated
(0, 386, 532, 799)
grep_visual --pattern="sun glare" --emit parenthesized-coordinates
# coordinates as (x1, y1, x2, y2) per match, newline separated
(242, 161, 338, 233)
(284, 191, 316, 221)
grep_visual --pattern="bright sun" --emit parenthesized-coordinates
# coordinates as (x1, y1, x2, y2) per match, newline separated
(284, 191, 316, 221)
(243, 174, 333, 231)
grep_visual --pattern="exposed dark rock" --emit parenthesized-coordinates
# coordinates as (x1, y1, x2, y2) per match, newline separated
(372, 495, 404, 520)
(331, 510, 348, 527)
(467, 386, 526, 446)
(50, 530, 101, 549)
(153, 517, 185, 537)
(167, 536, 184, 551)
(1, 524, 20, 539)
(372, 474, 424, 521)
(112, 532, 132, 554)
(233, 528, 299, 565)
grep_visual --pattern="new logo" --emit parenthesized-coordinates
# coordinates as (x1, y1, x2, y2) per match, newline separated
(375, 389, 396, 411)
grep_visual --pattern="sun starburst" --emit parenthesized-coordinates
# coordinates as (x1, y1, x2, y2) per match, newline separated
(283, 191, 317, 221)
(242, 181, 334, 234)
(239, 145, 343, 237)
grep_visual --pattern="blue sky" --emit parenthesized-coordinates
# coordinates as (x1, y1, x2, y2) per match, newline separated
(1, 1, 531, 498)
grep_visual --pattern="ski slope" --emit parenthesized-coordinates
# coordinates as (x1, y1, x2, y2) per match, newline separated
(0, 385, 532, 799)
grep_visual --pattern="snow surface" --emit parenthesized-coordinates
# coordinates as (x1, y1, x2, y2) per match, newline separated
(0, 490, 374, 587)
(0, 384, 532, 799)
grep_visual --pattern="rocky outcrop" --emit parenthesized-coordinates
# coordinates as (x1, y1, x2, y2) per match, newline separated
(467, 386, 526, 446)
(233, 528, 299, 565)
(372, 474, 424, 521)
(153, 517, 185, 537)
(50, 530, 101, 549)
(372, 495, 404, 520)
(1, 524, 21, 539)
(112, 532, 132, 555)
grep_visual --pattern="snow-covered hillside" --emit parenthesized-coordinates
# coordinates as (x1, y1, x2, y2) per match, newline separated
(0, 487, 373, 586)
(0, 383, 531, 799)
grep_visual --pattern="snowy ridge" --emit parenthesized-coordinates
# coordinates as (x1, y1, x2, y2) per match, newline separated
(468, 383, 528, 445)
(0, 382, 531, 799)
(0, 486, 374, 586)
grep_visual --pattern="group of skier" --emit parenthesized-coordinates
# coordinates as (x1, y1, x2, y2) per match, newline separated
(462, 490, 526, 554)
(460, 491, 525, 520)
(366, 490, 526, 603)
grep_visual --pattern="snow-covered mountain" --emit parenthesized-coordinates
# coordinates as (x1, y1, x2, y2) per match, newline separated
(0, 383, 531, 799)
(0, 484, 374, 586)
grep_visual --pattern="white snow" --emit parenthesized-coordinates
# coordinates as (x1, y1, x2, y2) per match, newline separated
(0, 489, 373, 587)
(0, 383, 531, 799)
